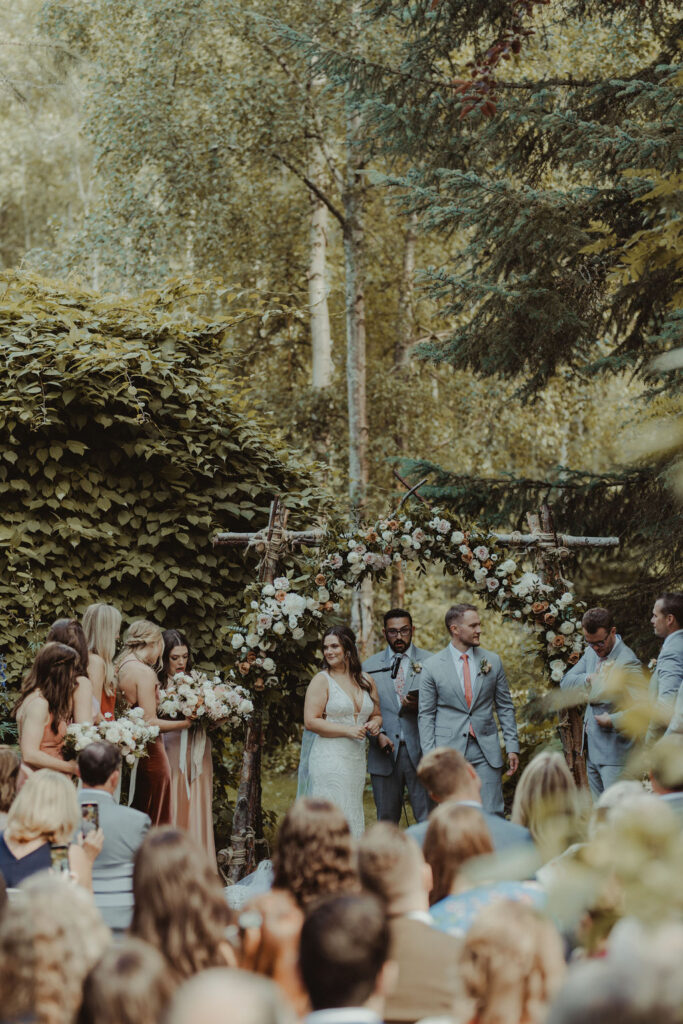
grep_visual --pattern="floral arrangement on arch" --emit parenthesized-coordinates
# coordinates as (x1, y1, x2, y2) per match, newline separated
(64, 707, 159, 765)
(158, 669, 254, 727)
(225, 506, 586, 695)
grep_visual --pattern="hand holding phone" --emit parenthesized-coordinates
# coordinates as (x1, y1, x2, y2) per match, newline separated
(81, 802, 99, 837)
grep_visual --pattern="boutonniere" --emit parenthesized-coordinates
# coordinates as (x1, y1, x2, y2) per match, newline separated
(648, 658, 657, 671)
(411, 661, 423, 674)
(480, 657, 492, 675)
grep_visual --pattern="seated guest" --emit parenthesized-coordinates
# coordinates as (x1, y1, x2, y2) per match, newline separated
(77, 740, 151, 931)
(407, 746, 534, 851)
(299, 893, 393, 1024)
(238, 888, 308, 1016)
(511, 751, 587, 861)
(77, 937, 175, 1024)
(358, 823, 462, 1024)
(649, 734, 683, 820)
(0, 873, 110, 1024)
(130, 826, 235, 982)
(271, 798, 359, 910)
(167, 969, 290, 1024)
(454, 900, 566, 1024)
(425, 803, 544, 937)
(588, 780, 645, 838)
(0, 768, 102, 889)
(0, 746, 20, 829)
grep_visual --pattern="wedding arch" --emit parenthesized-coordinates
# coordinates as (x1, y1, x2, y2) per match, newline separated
(217, 498, 618, 882)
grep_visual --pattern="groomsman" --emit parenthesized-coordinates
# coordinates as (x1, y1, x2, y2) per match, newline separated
(363, 609, 432, 823)
(560, 607, 642, 796)
(648, 592, 683, 741)
(417, 604, 519, 815)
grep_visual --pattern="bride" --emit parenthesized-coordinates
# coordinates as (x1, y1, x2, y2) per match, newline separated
(303, 625, 382, 838)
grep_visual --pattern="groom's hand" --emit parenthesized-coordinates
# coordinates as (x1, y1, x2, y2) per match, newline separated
(504, 752, 519, 777)
(378, 733, 394, 754)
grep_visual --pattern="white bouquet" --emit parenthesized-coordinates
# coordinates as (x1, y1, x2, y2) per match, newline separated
(158, 669, 253, 728)
(64, 707, 160, 766)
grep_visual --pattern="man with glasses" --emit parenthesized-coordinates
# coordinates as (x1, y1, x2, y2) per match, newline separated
(362, 609, 432, 823)
(560, 607, 642, 797)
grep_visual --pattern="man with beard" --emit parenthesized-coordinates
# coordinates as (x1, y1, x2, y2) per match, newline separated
(363, 609, 432, 823)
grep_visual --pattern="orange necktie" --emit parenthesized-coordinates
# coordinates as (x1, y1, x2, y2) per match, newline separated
(462, 653, 475, 737)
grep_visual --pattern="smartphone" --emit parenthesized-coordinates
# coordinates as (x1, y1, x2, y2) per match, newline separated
(80, 802, 99, 837)
(50, 843, 71, 876)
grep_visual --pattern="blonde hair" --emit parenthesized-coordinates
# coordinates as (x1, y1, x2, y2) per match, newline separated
(77, 937, 175, 1024)
(417, 746, 474, 801)
(131, 827, 232, 982)
(83, 604, 122, 698)
(423, 802, 494, 904)
(0, 873, 111, 1024)
(454, 900, 566, 1024)
(5, 769, 79, 845)
(511, 751, 584, 859)
(0, 745, 21, 812)
(358, 821, 424, 908)
(116, 620, 163, 672)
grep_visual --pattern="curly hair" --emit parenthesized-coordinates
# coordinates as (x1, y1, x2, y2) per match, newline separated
(77, 937, 176, 1024)
(130, 827, 232, 982)
(15, 642, 79, 734)
(115, 620, 163, 672)
(0, 745, 20, 813)
(271, 798, 359, 909)
(423, 802, 493, 905)
(0, 873, 111, 1024)
(454, 900, 566, 1024)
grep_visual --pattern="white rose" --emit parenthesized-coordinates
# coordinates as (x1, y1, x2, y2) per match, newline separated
(348, 551, 361, 564)
(382, 530, 393, 542)
(473, 545, 489, 561)
(400, 535, 413, 547)
(232, 634, 245, 649)
(273, 576, 290, 591)
(451, 531, 465, 545)
(551, 668, 564, 682)
(559, 621, 575, 635)
(250, 600, 259, 610)
(499, 559, 517, 574)
(238, 699, 254, 715)
(317, 587, 330, 603)
(473, 567, 488, 582)
(288, 615, 298, 629)
(273, 621, 286, 635)
(558, 592, 573, 607)
(292, 627, 305, 639)
(549, 659, 566, 673)
(262, 584, 275, 597)
(546, 631, 556, 641)
(245, 632, 260, 649)
(262, 657, 275, 672)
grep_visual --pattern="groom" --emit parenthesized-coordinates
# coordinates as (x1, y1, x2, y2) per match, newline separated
(418, 603, 519, 815)
(363, 608, 431, 823)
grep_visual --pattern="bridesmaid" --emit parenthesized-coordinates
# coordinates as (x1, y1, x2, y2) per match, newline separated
(115, 620, 190, 826)
(14, 642, 83, 778)
(46, 618, 97, 722)
(158, 629, 215, 863)
(82, 603, 122, 719)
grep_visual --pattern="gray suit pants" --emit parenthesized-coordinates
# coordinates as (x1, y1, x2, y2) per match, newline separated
(586, 759, 622, 798)
(465, 735, 504, 816)
(371, 742, 430, 824)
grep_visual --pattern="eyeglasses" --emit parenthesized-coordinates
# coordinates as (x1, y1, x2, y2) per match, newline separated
(386, 626, 411, 638)
(586, 636, 611, 648)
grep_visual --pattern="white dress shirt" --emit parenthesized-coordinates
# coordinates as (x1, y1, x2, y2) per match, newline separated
(448, 643, 474, 696)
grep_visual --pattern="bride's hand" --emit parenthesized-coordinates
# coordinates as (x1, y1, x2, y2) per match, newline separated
(347, 723, 368, 740)
(365, 719, 382, 737)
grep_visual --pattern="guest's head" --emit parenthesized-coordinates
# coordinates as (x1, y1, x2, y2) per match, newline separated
(160, 629, 193, 684)
(417, 746, 481, 804)
(77, 937, 175, 1024)
(131, 826, 232, 982)
(166, 968, 290, 1024)
(358, 822, 432, 915)
(272, 798, 358, 909)
(589, 780, 645, 838)
(0, 745, 21, 814)
(4, 768, 79, 847)
(116, 620, 163, 669)
(47, 618, 90, 676)
(299, 893, 391, 1012)
(238, 888, 307, 1015)
(651, 592, 683, 638)
(0, 873, 110, 1024)
(423, 802, 493, 904)
(82, 603, 122, 695)
(15, 642, 79, 730)
(455, 900, 566, 1024)
(650, 735, 683, 794)
(78, 741, 121, 792)
(511, 751, 584, 859)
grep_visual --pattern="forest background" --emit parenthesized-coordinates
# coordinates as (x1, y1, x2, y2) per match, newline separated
(0, 0, 680, 843)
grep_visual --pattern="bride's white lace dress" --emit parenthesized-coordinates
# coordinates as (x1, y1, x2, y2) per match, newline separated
(308, 671, 373, 838)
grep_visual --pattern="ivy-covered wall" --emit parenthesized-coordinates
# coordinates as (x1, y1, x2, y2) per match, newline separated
(0, 272, 325, 688)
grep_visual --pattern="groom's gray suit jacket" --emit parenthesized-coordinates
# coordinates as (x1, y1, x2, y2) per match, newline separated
(650, 630, 683, 741)
(363, 645, 432, 776)
(418, 645, 519, 768)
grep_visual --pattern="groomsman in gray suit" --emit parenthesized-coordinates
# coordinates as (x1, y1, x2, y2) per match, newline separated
(648, 592, 683, 741)
(363, 609, 432, 823)
(417, 603, 519, 815)
(560, 607, 642, 797)
(77, 740, 150, 932)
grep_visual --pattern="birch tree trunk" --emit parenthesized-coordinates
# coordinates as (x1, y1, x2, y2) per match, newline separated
(309, 140, 333, 390)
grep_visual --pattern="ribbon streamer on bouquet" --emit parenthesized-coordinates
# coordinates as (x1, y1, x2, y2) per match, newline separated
(127, 760, 139, 807)
(179, 725, 207, 800)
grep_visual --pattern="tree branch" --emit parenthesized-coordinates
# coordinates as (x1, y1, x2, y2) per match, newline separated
(271, 151, 346, 227)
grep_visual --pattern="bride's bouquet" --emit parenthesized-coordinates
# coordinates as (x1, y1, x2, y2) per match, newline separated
(158, 669, 254, 728)
(64, 707, 160, 765)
